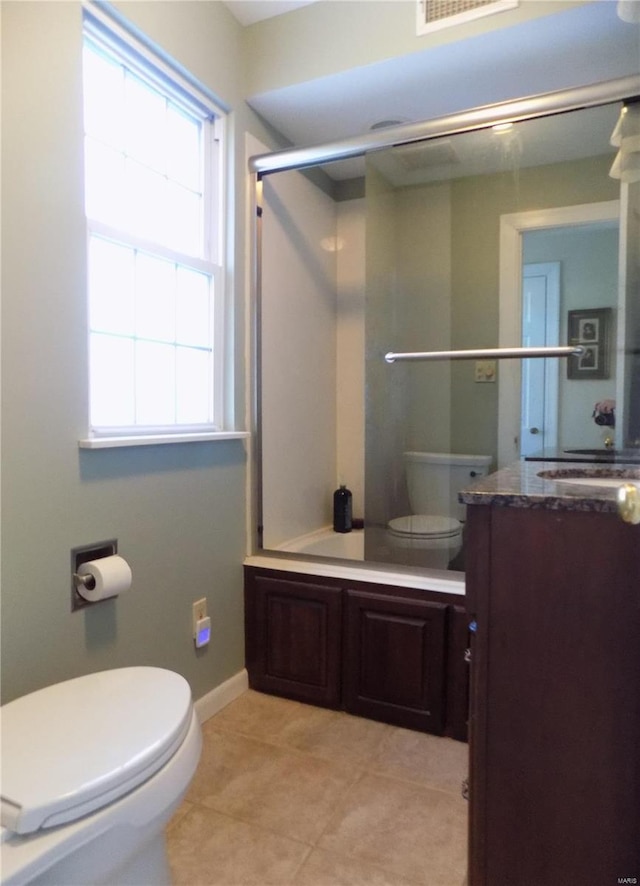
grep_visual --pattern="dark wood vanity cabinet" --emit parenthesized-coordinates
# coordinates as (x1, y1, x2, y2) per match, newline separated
(244, 566, 470, 739)
(466, 504, 640, 886)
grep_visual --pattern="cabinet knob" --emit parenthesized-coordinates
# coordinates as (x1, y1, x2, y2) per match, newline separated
(617, 483, 640, 525)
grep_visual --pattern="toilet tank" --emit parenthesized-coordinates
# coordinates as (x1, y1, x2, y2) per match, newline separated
(404, 452, 492, 521)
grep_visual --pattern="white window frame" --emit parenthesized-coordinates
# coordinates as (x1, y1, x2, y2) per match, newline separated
(80, 5, 245, 448)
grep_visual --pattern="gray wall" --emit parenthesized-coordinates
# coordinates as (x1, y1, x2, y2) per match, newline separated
(0, 1, 277, 704)
(243, 0, 586, 95)
(450, 154, 619, 457)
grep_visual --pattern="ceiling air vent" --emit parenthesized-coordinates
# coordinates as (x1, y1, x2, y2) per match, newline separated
(393, 140, 459, 172)
(417, 0, 518, 36)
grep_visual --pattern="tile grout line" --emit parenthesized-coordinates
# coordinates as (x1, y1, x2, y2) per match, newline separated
(201, 724, 468, 814)
(207, 723, 468, 803)
(310, 767, 370, 849)
(283, 842, 316, 885)
(204, 721, 388, 770)
(183, 730, 369, 850)
(179, 797, 319, 850)
(364, 764, 469, 802)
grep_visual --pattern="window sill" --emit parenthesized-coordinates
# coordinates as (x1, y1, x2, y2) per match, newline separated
(78, 431, 250, 449)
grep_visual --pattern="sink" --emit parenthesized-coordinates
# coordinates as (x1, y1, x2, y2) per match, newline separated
(538, 468, 640, 489)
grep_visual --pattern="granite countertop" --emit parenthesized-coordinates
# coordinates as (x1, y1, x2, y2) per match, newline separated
(524, 447, 640, 464)
(460, 460, 640, 513)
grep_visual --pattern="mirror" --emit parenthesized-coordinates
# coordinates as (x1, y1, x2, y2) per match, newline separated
(364, 103, 628, 462)
(257, 95, 640, 569)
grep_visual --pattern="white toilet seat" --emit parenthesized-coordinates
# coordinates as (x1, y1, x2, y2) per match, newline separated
(1, 667, 193, 835)
(388, 514, 462, 540)
(0, 667, 202, 886)
(1, 708, 201, 886)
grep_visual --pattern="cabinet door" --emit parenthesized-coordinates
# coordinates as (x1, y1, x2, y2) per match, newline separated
(343, 590, 447, 733)
(245, 574, 342, 707)
(468, 506, 640, 885)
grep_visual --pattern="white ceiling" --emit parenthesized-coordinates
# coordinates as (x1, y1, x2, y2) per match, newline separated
(245, 1, 640, 168)
(364, 103, 620, 188)
(224, 1, 316, 26)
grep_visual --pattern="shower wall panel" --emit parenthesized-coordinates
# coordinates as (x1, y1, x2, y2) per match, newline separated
(336, 199, 365, 519)
(395, 181, 453, 455)
(261, 172, 338, 548)
(364, 164, 404, 549)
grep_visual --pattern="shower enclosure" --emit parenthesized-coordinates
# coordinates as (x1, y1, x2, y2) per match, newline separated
(250, 75, 640, 576)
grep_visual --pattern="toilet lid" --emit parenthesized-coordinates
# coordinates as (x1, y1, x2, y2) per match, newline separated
(388, 515, 462, 539)
(0, 667, 193, 836)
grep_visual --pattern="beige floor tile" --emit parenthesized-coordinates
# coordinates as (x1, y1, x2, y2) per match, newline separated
(175, 692, 468, 885)
(167, 805, 310, 885)
(166, 798, 195, 833)
(186, 730, 360, 844)
(207, 690, 333, 745)
(291, 848, 421, 886)
(318, 773, 467, 886)
(210, 690, 391, 767)
(371, 727, 468, 796)
(278, 710, 392, 767)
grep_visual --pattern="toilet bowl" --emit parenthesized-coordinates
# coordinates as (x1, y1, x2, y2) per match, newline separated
(387, 451, 492, 567)
(0, 667, 202, 886)
(387, 514, 464, 568)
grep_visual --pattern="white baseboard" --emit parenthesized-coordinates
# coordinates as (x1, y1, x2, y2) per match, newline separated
(194, 668, 248, 723)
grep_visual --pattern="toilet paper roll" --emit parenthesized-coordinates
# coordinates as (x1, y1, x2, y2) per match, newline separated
(77, 555, 132, 602)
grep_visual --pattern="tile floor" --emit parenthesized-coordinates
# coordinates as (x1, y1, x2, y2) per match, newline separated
(166, 690, 468, 886)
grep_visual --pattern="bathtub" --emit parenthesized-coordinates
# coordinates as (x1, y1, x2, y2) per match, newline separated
(277, 526, 365, 559)
(246, 526, 465, 597)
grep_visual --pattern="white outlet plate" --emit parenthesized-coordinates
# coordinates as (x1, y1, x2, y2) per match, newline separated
(192, 597, 207, 637)
(475, 360, 497, 383)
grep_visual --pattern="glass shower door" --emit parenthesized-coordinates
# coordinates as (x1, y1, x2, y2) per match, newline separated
(363, 152, 459, 570)
(256, 95, 631, 574)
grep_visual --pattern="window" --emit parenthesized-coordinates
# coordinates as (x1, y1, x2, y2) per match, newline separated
(82, 12, 227, 443)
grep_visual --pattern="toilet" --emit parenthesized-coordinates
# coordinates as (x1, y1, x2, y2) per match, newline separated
(388, 451, 492, 567)
(0, 667, 202, 886)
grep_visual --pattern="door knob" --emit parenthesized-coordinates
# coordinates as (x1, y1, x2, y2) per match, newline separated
(529, 427, 540, 435)
(617, 483, 640, 524)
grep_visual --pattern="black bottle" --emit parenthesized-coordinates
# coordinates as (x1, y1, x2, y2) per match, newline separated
(333, 485, 352, 533)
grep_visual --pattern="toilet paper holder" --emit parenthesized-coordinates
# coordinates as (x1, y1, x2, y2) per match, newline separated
(70, 539, 118, 611)
(74, 572, 96, 591)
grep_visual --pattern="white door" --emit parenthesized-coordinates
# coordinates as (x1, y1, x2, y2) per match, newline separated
(498, 202, 619, 468)
(520, 262, 560, 457)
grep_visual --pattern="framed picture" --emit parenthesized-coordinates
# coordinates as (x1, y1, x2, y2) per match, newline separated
(567, 308, 612, 380)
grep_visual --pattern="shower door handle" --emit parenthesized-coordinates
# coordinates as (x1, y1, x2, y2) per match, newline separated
(384, 345, 584, 363)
